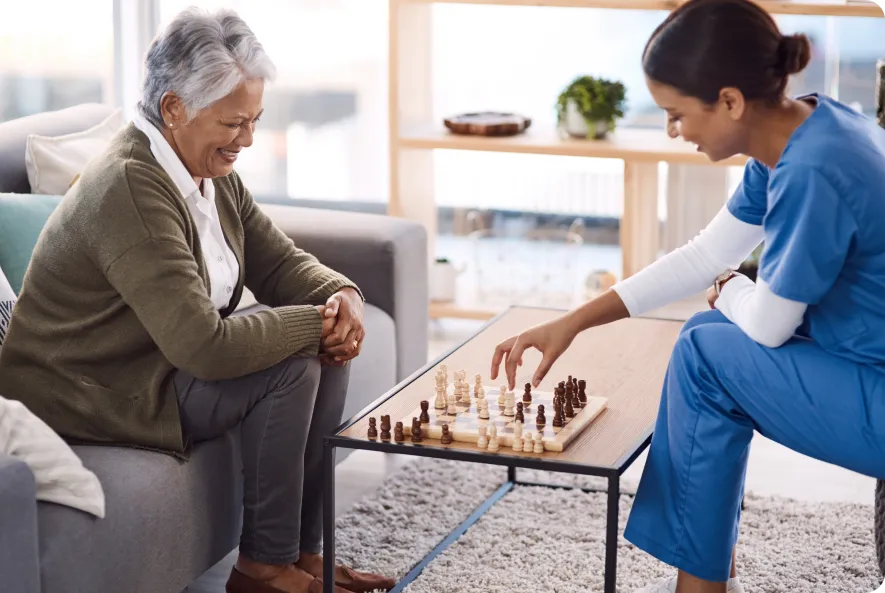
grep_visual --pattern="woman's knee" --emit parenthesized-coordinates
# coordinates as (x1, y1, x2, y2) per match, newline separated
(680, 309, 729, 335)
(270, 356, 322, 395)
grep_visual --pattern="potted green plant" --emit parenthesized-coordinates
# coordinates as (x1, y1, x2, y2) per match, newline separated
(556, 75, 627, 139)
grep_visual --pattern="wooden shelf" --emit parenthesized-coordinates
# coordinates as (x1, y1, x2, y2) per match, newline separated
(396, 0, 884, 18)
(398, 124, 749, 166)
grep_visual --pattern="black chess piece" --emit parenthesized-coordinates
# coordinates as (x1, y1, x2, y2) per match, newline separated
(515, 401, 524, 423)
(420, 400, 431, 423)
(367, 417, 378, 439)
(578, 379, 587, 404)
(411, 417, 422, 442)
(523, 383, 532, 404)
(394, 421, 405, 443)
(441, 423, 453, 445)
(536, 404, 546, 427)
(565, 396, 574, 419)
(553, 403, 564, 427)
(380, 415, 391, 441)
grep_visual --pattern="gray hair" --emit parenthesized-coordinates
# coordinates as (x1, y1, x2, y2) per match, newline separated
(138, 7, 276, 127)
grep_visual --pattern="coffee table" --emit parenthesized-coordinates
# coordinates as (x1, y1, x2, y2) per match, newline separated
(322, 306, 684, 593)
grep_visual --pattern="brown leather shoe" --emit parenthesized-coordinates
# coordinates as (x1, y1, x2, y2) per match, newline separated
(330, 565, 397, 593)
(226, 567, 326, 593)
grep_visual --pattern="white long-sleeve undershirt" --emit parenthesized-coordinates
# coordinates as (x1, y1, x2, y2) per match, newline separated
(611, 206, 807, 348)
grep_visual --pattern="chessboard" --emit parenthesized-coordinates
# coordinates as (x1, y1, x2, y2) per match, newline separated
(397, 365, 607, 453)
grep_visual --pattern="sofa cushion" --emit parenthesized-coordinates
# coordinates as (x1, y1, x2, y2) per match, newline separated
(0, 193, 62, 294)
(38, 435, 242, 593)
(25, 109, 126, 195)
(0, 264, 13, 347)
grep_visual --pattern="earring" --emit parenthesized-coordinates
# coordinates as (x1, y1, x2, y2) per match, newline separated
(168, 122, 174, 128)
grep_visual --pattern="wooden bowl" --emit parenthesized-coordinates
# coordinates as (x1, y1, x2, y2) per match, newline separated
(443, 112, 531, 137)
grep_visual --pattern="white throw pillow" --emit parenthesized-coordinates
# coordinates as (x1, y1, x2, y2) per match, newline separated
(25, 109, 127, 195)
(0, 264, 14, 348)
(0, 396, 105, 518)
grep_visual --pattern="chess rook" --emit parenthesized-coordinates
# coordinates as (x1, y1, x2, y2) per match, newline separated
(420, 400, 430, 423)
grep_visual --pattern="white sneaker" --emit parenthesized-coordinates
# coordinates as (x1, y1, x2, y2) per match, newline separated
(633, 575, 744, 593)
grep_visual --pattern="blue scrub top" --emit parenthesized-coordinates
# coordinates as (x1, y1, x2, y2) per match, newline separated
(727, 93, 885, 365)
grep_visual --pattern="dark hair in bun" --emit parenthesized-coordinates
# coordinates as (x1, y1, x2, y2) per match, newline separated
(779, 33, 812, 75)
(642, 0, 812, 105)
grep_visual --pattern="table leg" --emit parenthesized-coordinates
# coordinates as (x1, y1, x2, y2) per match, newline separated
(507, 465, 517, 484)
(604, 474, 620, 593)
(323, 441, 336, 593)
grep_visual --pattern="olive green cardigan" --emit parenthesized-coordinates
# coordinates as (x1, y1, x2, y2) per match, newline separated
(0, 124, 359, 455)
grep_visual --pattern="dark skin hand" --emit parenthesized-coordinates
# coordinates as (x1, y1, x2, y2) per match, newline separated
(316, 287, 364, 366)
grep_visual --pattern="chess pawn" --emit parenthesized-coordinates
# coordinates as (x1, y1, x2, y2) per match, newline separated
(533, 432, 544, 454)
(503, 392, 515, 417)
(487, 423, 499, 451)
(477, 425, 488, 449)
(515, 402, 524, 423)
(380, 415, 391, 441)
(461, 381, 472, 405)
(394, 421, 405, 443)
(498, 385, 508, 405)
(411, 417, 422, 443)
(536, 404, 546, 427)
(440, 423, 453, 445)
(447, 394, 457, 415)
(522, 432, 533, 453)
(474, 373, 483, 396)
(512, 421, 523, 451)
(523, 382, 532, 405)
(367, 417, 378, 439)
(479, 397, 490, 420)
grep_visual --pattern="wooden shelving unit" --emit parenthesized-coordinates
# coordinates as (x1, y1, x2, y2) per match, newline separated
(397, 0, 884, 18)
(389, 0, 883, 320)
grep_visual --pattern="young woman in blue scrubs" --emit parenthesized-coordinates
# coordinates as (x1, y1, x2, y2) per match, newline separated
(490, 0, 885, 591)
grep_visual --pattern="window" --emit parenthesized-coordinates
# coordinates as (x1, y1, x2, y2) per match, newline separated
(0, 1, 114, 123)
(159, 0, 389, 203)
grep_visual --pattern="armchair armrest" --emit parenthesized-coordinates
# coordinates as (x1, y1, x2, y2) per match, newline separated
(0, 452, 40, 593)
(258, 204, 428, 381)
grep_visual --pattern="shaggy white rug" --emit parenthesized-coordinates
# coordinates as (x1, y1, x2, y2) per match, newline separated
(332, 458, 882, 593)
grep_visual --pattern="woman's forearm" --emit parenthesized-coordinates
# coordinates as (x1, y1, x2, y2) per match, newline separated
(565, 289, 631, 334)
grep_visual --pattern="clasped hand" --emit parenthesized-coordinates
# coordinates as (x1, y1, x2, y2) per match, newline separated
(314, 287, 364, 366)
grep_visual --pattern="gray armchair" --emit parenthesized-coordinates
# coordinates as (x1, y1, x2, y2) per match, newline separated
(0, 104, 428, 593)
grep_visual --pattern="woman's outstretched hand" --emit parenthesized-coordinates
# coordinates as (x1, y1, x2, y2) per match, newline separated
(490, 314, 579, 391)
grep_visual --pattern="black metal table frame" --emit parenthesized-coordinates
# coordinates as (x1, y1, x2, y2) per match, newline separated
(322, 428, 651, 593)
(321, 306, 666, 593)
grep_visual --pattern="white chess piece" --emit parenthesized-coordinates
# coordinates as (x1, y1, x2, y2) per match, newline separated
(503, 392, 515, 417)
(447, 392, 457, 415)
(498, 385, 507, 405)
(512, 421, 523, 451)
(533, 432, 544, 453)
(434, 387, 446, 409)
(487, 424, 499, 452)
(474, 373, 482, 395)
(478, 396, 490, 420)
(522, 432, 533, 453)
(477, 425, 488, 449)
(460, 381, 471, 405)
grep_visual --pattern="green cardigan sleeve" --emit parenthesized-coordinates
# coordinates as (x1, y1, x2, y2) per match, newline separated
(233, 173, 364, 307)
(102, 162, 325, 381)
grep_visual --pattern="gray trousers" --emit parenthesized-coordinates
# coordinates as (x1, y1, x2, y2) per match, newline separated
(173, 357, 349, 565)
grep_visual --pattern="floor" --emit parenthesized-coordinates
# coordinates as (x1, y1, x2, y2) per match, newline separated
(185, 315, 878, 592)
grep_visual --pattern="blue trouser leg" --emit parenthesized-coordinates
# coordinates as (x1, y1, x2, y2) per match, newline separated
(624, 310, 885, 582)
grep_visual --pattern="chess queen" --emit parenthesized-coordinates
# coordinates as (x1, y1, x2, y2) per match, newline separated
(490, 1, 885, 592)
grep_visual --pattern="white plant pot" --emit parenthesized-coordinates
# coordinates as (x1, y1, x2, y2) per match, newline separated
(430, 260, 463, 302)
(563, 98, 612, 139)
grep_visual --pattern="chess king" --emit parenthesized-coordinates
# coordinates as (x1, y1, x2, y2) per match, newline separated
(491, 1, 885, 592)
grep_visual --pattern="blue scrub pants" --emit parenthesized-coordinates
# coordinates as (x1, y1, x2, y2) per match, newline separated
(623, 310, 885, 582)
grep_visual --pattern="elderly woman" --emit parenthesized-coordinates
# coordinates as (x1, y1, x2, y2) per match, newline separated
(0, 9, 395, 593)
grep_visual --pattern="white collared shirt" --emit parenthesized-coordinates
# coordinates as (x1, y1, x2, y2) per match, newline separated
(132, 112, 240, 311)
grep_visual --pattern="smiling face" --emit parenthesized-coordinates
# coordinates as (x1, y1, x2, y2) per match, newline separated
(159, 77, 265, 181)
(646, 76, 750, 163)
